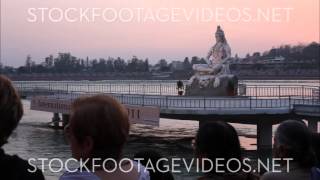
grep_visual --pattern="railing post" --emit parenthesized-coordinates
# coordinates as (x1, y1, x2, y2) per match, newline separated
(255, 85, 258, 98)
(166, 96, 168, 109)
(121, 94, 124, 104)
(249, 97, 252, 109)
(141, 95, 144, 106)
(289, 96, 291, 109)
(203, 96, 206, 109)
(160, 83, 162, 95)
(129, 84, 131, 94)
(279, 96, 281, 107)
(278, 85, 281, 98)
(143, 84, 145, 95)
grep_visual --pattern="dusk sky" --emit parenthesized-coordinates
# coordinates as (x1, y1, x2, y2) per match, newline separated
(1, 0, 319, 67)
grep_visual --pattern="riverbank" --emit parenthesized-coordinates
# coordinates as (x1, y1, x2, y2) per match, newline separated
(3, 62, 319, 81)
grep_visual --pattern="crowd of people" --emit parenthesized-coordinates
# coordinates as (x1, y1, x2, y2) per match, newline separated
(0, 74, 319, 180)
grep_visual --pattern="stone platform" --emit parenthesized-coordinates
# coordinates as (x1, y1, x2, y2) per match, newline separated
(185, 74, 238, 96)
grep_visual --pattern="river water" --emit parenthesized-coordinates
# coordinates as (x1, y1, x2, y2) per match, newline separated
(3, 80, 320, 180)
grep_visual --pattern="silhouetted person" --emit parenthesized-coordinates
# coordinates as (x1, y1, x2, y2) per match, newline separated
(311, 133, 320, 180)
(194, 121, 258, 180)
(176, 80, 184, 96)
(60, 95, 149, 180)
(261, 120, 316, 180)
(0, 75, 44, 180)
(134, 150, 174, 180)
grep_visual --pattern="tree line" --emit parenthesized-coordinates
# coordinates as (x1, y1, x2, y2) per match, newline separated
(1, 53, 207, 74)
(241, 42, 319, 62)
(0, 42, 318, 74)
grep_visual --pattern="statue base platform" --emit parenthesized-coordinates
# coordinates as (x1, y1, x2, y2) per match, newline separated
(185, 74, 238, 97)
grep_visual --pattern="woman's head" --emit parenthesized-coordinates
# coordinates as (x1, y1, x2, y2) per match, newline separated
(66, 95, 129, 161)
(274, 120, 316, 168)
(0, 75, 23, 147)
(194, 121, 242, 175)
(311, 133, 320, 166)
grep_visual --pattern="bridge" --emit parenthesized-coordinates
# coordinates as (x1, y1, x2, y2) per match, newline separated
(13, 81, 320, 157)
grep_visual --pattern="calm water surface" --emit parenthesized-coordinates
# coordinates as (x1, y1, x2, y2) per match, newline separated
(3, 100, 261, 180)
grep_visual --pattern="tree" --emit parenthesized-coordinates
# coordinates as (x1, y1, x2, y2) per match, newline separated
(90, 59, 99, 72)
(252, 52, 261, 57)
(199, 58, 206, 64)
(114, 57, 126, 72)
(44, 55, 54, 68)
(54, 53, 79, 73)
(183, 57, 192, 70)
(234, 54, 239, 60)
(91, 58, 106, 72)
(191, 56, 200, 65)
(86, 57, 90, 69)
(268, 48, 277, 57)
(302, 42, 320, 60)
(127, 56, 139, 72)
(157, 59, 169, 71)
(106, 57, 114, 72)
(144, 59, 149, 72)
(25, 55, 33, 73)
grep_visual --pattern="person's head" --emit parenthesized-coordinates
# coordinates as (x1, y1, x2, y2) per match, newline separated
(0, 75, 23, 147)
(65, 95, 129, 161)
(194, 121, 242, 175)
(311, 133, 320, 166)
(134, 150, 174, 180)
(274, 120, 316, 168)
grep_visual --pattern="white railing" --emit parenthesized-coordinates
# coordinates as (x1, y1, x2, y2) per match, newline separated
(14, 81, 320, 99)
(45, 93, 320, 110)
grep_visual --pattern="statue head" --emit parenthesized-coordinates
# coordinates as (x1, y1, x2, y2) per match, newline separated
(215, 26, 226, 43)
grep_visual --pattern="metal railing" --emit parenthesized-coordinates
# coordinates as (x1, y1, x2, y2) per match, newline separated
(14, 81, 181, 95)
(47, 93, 319, 110)
(243, 85, 320, 98)
(14, 81, 320, 99)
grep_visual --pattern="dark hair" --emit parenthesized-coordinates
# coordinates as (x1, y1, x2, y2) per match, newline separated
(275, 120, 316, 168)
(311, 133, 320, 166)
(134, 150, 174, 180)
(195, 121, 242, 175)
(0, 75, 23, 147)
(70, 95, 129, 160)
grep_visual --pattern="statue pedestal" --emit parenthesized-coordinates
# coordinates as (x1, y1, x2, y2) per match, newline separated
(185, 74, 238, 97)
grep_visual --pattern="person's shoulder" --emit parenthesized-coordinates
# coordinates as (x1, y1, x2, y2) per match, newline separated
(0, 153, 44, 180)
(132, 160, 150, 180)
(60, 171, 100, 180)
(261, 171, 290, 180)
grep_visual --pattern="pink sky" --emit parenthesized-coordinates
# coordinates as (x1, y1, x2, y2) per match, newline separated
(1, 0, 319, 67)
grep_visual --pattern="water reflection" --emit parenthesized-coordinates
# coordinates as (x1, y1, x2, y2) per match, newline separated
(4, 100, 259, 179)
